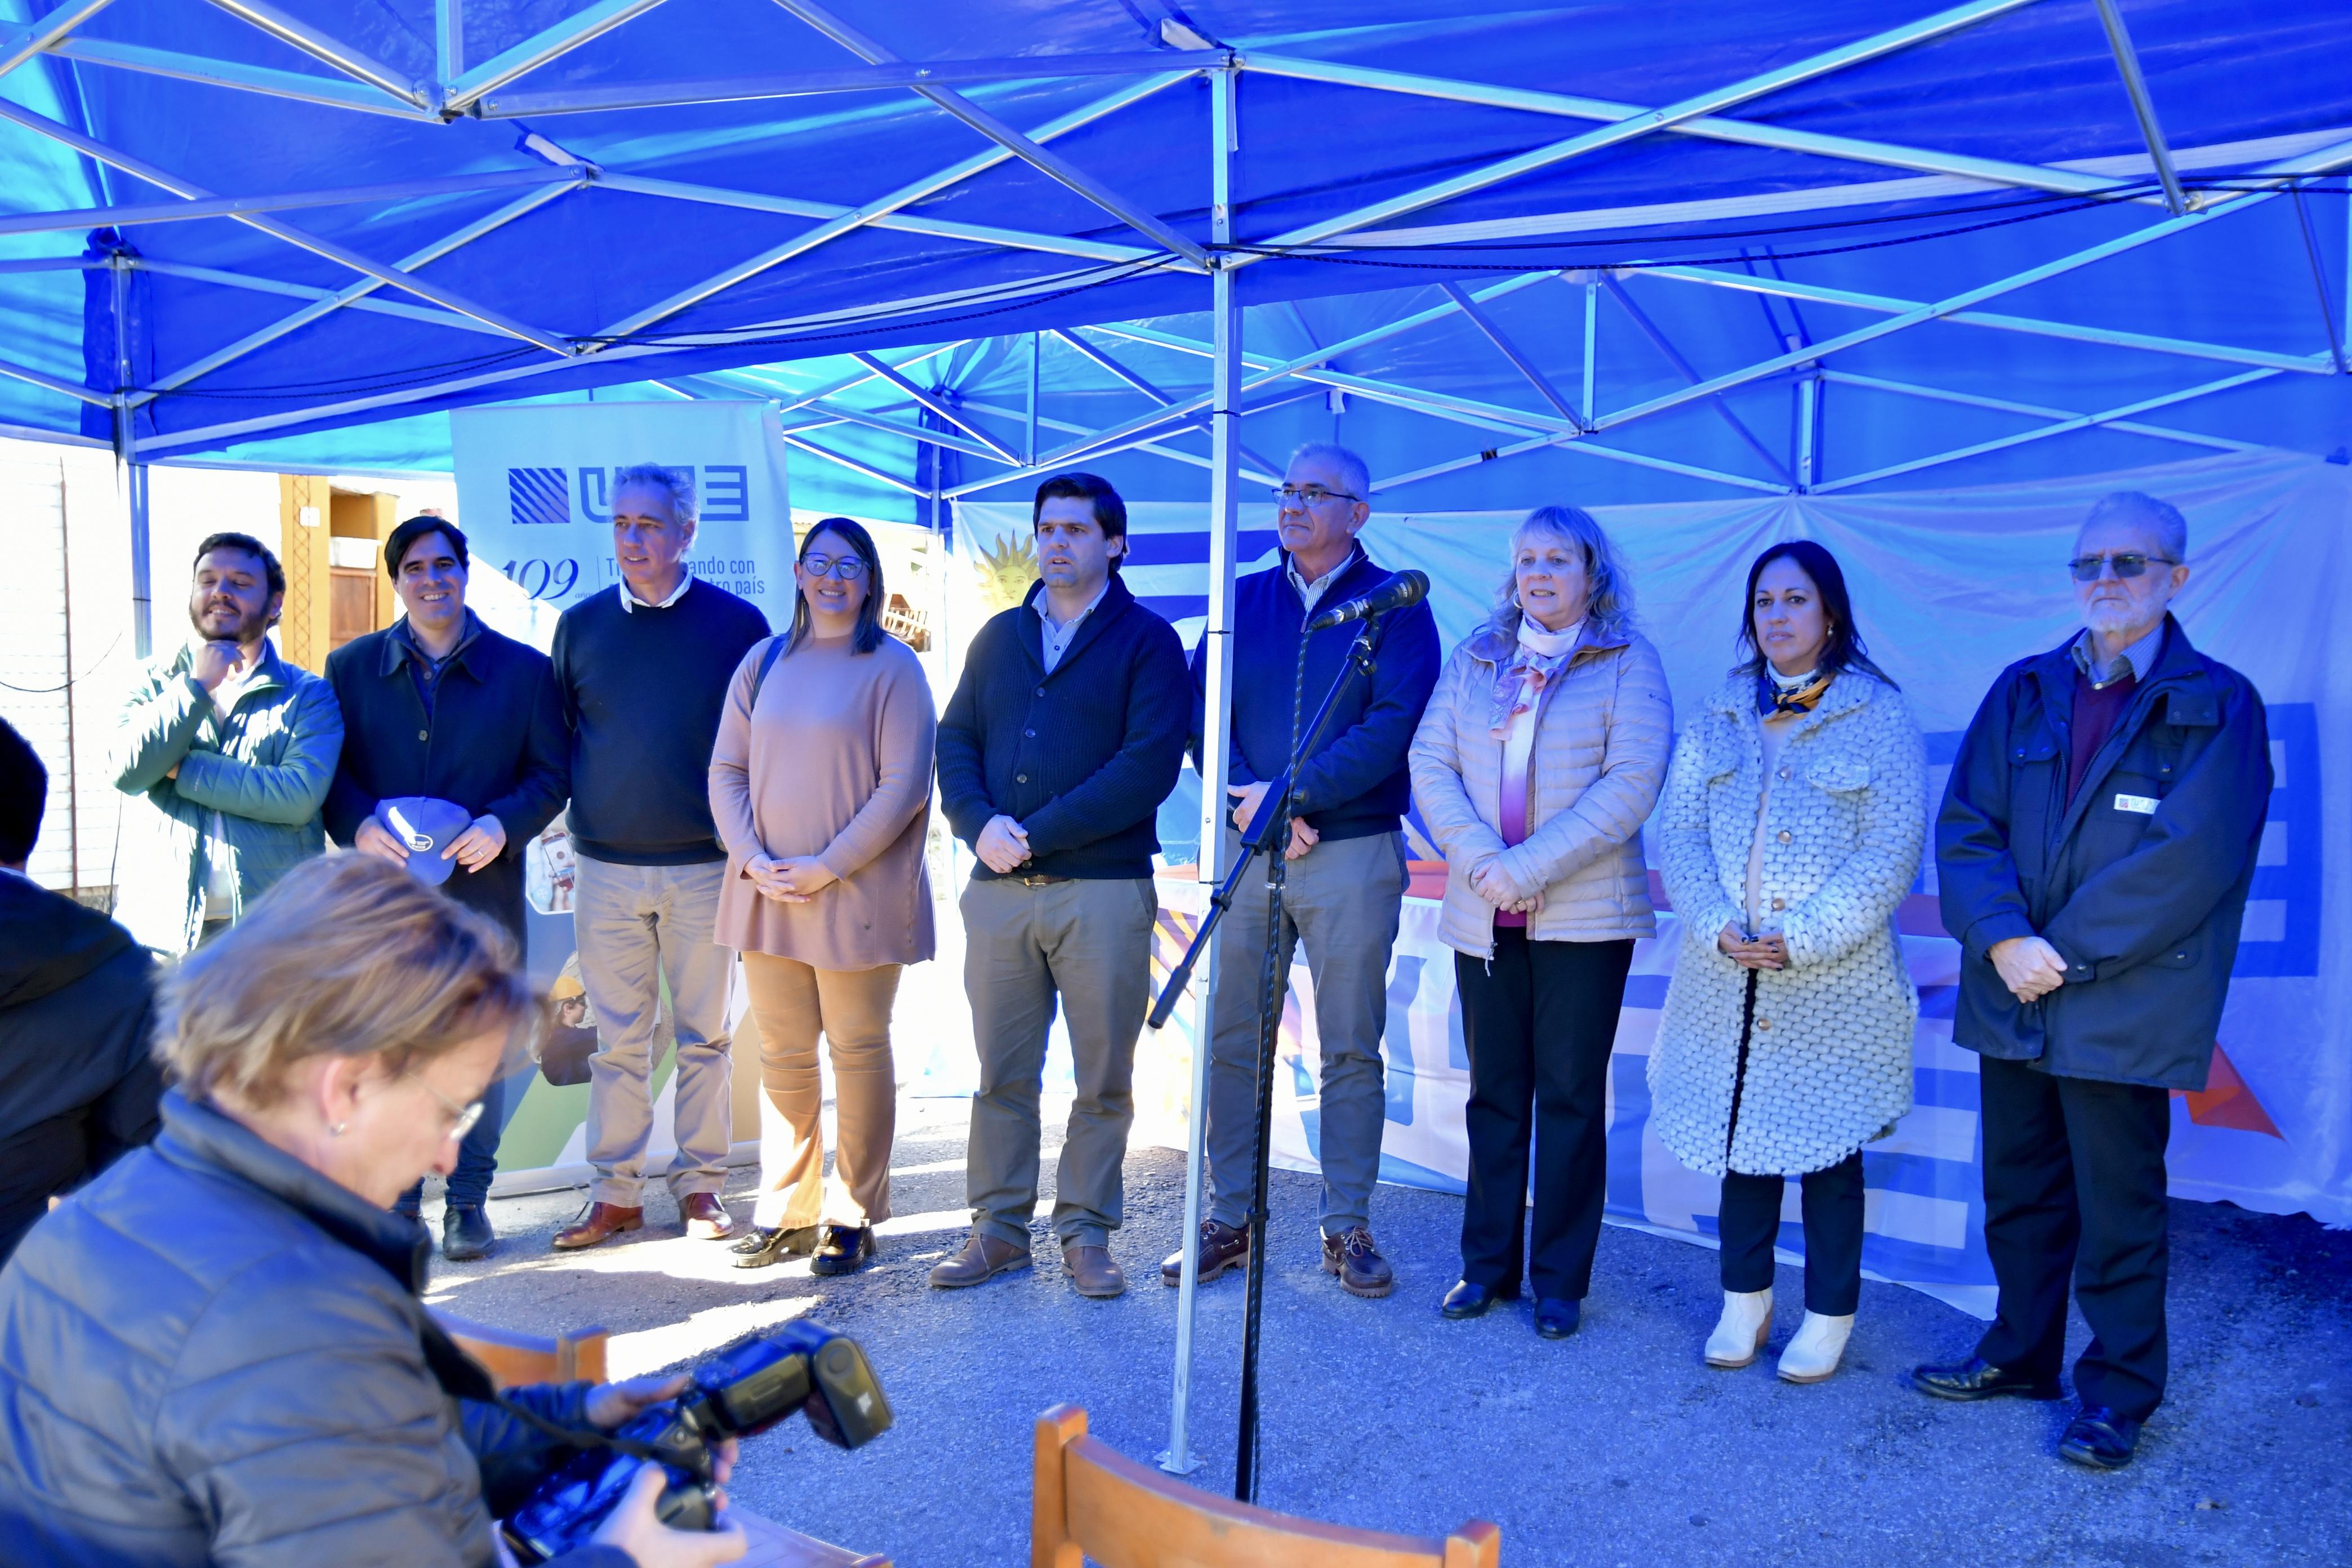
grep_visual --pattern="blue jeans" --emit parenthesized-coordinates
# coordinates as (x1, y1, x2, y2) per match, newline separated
(398, 1070, 511, 1215)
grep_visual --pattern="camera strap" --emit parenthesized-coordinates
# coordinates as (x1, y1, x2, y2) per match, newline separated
(418, 1314, 698, 1478)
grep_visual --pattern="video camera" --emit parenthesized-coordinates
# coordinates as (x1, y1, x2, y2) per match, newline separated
(502, 1320, 892, 1562)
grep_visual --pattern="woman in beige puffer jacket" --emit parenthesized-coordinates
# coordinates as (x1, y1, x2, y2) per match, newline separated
(1408, 506, 1672, 1339)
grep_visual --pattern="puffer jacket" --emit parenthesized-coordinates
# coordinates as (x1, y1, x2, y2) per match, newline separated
(109, 640, 343, 954)
(0, 1092, 629, 1568)
(1407, 616, 1673, 956)
(1650, 671, 1926, 1178)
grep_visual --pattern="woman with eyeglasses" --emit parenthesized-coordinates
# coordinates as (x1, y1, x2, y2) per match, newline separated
(1650, 540, 1925, 1384)
(0, 853, 747, 1567)
(710, 518, 935, 1277)
(1407, 505, 1672, 1340)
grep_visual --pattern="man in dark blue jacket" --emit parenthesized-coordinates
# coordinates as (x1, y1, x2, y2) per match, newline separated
(932, 473, 1190, 1299)
(1168, 443, 1440, 1300)
(325, 516, 569, 1258)
(1918, 491, 2270, 1471)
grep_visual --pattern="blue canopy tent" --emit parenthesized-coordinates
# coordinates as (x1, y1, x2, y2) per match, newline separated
(6, 0, 2350, 1476)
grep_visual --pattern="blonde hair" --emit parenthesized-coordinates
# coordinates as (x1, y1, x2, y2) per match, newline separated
(160, 854, 540, 1109)
(1491, 504, 1635, 636)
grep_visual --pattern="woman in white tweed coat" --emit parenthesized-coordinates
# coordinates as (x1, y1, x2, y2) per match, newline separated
(1652, 540, 1925, 1386)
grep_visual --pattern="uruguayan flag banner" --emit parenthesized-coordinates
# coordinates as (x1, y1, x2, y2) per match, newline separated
(959, 448, 2351, 1317)
(452, 399, 795, 628)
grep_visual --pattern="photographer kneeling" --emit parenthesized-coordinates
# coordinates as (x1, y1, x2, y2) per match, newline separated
(0, 854, 746, 1568)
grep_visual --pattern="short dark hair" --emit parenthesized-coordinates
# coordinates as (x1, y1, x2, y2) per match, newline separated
(193, 532, 284, 599)
(1032, 472, 1128, 562)
(787, 518, 888, 657)
(0, 718, 45, 866)
(384, 515, 469, 580)
(1732, 540, 1896, 688)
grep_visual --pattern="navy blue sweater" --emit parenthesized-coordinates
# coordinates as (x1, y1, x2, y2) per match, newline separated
(937, 575, 1190, 880)
(550, 579, 770, 865)
(1191, 547, 1441, 843)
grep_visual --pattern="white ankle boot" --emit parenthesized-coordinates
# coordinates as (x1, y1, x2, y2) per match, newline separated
(1703, 1288, 1773, 1368)
(1776, 1311, 1855, 1383)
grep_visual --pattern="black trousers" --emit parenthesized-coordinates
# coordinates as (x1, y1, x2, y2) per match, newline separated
(1453, 930, 1634, 1301)
(1974, 1054, 2173, 1421)
(1718, 1152, 1865, 1315)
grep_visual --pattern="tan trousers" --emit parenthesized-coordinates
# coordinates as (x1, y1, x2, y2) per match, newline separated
(742, 952, 901, 1230)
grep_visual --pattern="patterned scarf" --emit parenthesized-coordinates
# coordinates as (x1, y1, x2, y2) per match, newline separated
(1487, 617, 1583, 738)
(1756, 664, 1834, 716)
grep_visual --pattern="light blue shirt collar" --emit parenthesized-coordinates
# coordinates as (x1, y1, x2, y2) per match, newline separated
(1034, 582, 1109, 674)
(2071, 619, 2164, 688)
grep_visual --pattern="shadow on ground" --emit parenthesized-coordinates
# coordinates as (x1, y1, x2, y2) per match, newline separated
(425, 1094, 2352, 1567)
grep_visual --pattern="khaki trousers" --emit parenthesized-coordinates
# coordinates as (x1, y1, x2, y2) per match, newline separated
(741, 953, 901, 1230)
(960, 875, 1156, 1249)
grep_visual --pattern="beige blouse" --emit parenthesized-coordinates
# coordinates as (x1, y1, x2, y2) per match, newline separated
(708, 631, 937, 969)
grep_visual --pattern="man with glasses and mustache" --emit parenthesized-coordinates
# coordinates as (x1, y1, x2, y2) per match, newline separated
(110, 533, 343, 955)
(1169, 443, 1440, 1300)
(1922, 491, 2270, 1471)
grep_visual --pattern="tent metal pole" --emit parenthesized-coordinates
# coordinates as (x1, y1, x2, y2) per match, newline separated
(1373, 431, 1788, 496)
(47, 38, 444, 119)
(435, 0, 461, 91)
(126, 459, 151, 660)
(199, 0, 427, 107)
(1026, 332, 1039, 465)
(478, 50, 1210, 116)
(1642, 262, 2329, 375)
(1238, 50, 2132, 203)
(0, 356, 110, 406)
(1582, 280, 1598, 427)
(2290, 188, 2348, 375)
(777, 433, 929, 497)
(441, 0, 675, 113)
(132, 259, 507, 332)
(0, 0, 114, 81)
(849, 352, 1017, 462)
(1164, 61, 1239, 1480)
(1817, 368, 2257, 451)
(1055, 327, 1173, 404)
(1599, 275, 1792, 487)
(1232, 0, 2046, 261)
(1796, 376, 1819, 492)
(1813, 367, 2277, 492)
(0, 167, 577, 239)
(2091, 0, 2188, 216)
(1438, 282, 1579, 422)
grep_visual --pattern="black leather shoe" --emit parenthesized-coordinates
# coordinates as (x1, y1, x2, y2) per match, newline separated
(1533, 1298, 1582, 1340)
(1910, 1356, 2063, 1402)
(442, 1205, 494, 1262)
(2058, 1406, 2141, 1469)
(809, 1224, 875, 1277)
(730, 1224, 820, 1269)
(1439, 1280, 1518, 1320)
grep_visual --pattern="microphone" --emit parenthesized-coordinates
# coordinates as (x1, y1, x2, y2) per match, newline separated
(1304, 569, 1429, 632)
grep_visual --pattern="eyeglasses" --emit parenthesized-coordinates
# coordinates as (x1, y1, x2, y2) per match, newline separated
(413, 1077, 485, 1142)
(1272, 484, 1363, 509)
(2068, 552, 2178, 582)
(800, 553, 867, 580)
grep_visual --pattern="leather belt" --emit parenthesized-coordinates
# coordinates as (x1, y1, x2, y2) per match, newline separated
(1006, 872, 1072, 887)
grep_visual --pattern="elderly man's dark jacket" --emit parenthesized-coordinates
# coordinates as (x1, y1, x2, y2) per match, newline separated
(324, 613, 568, 939)
(0, 875, 160, 1265)
(0, 1092, 628, 1567)
(1936, 616, 2269, 1089)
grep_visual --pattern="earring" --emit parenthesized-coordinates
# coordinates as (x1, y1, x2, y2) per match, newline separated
(329, 1122, 347, 1137)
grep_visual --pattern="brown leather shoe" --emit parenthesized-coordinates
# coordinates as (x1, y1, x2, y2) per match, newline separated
(552, 1202, 643, 1251)
(1062, 1244, 1126, 1299)
(681, 1192, 736, 1241)
(1161, 1218, 1249, 1287)
(1321, 1227, 1395, 1298)
(928, 1233, 1032, 1289)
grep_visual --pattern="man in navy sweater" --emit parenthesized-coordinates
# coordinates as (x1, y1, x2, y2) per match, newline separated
(325, 516, 569, 1259)
(932, 473, 1190, 1299)
(1168, 443, 1440, 1300)
(547, 466, 770, 1252)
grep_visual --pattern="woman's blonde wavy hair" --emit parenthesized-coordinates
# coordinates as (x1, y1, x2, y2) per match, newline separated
(160, 854, 541, 1109)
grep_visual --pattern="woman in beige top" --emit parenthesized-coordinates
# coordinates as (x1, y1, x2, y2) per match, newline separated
(709, 518, 936, 1275)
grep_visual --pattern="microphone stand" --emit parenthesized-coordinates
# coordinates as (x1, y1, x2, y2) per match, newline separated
(1146, 605, 1397, 1504)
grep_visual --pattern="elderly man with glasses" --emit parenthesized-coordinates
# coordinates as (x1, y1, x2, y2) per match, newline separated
(1169, 442, 1440, 1299)
(1921, 490, 2271, 1471)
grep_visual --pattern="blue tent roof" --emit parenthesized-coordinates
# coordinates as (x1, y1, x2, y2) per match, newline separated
(3, 0, 2349, 515)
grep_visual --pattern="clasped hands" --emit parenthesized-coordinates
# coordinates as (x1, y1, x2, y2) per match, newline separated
(1987, 934, 2068, 1003)
(745, 852, 838, 903)
(1716, 924, 1788, 970)
(1228, 781, 1319, 861)
(1469, 856, 1543, 917)
(355, 813, 507, 871)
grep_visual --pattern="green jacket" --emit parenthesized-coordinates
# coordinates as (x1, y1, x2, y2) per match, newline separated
(109, 642, 344, 954)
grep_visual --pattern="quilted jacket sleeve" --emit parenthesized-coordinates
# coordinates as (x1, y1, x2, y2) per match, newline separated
(1406, 644, 1508, 870)
(1656, 716, 1741, 948)
(1779, 686, 1928, 971)
(1494, 636, 1673, 894)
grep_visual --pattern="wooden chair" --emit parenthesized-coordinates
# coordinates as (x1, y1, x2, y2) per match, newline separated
(1032, 1406, 1500, 1568)
(427, 1310, 890, 1568)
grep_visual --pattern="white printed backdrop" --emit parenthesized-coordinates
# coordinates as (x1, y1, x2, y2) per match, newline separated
(956, 449, 2352, 1317)
(452, 400, 796, 629)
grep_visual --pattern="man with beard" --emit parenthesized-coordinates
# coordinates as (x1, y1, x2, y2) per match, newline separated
(111, 533, 343, 954)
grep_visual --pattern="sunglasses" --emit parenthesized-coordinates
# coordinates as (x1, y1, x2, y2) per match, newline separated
(800, 553, 867, 580)
(2068, 552, 2177, 583)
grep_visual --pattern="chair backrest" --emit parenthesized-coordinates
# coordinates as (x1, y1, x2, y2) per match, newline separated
(1031, 1406, 1500, 1568)
(429, 1307, 609, 1389)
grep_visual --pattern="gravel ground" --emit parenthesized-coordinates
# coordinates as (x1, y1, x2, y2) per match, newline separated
(426, 1094, 2352, 1567)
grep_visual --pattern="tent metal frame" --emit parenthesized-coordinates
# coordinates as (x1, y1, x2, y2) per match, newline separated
(5, 0, 2352, 1480)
